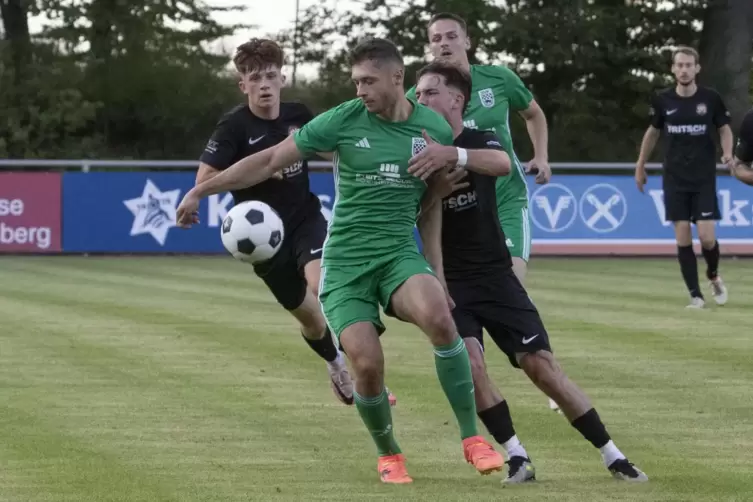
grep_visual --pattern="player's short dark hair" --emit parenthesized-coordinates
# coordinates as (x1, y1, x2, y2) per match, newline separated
(233, 38, 284, 74)
(349, 37, 404, 68)
(428, 12, 468, 34)
(672, 46, 700, 64)
(416, 61, 472, 113)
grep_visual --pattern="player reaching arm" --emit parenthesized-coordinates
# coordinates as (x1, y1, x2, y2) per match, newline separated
(409, 130, 511, 181)
(178, 139, 297, 225)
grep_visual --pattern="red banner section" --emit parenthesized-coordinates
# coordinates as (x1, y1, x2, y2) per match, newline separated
(0, 172, 62, 253)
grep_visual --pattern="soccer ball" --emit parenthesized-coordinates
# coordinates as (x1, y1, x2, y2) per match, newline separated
(220, 201, 284, 264)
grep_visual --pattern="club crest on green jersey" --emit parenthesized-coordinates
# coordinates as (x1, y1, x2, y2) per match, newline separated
(412, 137, 428, 156)
(479, 88, 495, 108)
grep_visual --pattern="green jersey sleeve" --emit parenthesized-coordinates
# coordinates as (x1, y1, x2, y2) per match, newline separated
(293, 100, 357, 155)
(435, 116, 454, 145)
(405, 85, 417, 101)
(495, 66, 533, 112)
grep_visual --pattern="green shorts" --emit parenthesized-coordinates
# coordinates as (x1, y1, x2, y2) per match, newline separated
(497, 200, 531, 262)
(318, 250, 435, 339)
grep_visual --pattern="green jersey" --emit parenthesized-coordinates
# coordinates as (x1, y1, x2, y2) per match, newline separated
(293, 98, 454, 265)
(407, 64, 533, 205)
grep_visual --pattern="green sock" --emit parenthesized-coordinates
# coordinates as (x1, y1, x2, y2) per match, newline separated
(434, 337, 479, 439)
(355, 389, 402, 456)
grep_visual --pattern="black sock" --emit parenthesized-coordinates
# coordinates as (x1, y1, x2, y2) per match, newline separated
(702, 240, 720, 280)
(677, 245, 702, 298)
(302, 328, 338, 363)
(477, 400, 516, 445)
(571, 408, 611, 449)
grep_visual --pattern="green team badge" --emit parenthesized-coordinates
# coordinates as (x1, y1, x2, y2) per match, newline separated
(479, 88, 495, 108)
(412, 137, 428, 156)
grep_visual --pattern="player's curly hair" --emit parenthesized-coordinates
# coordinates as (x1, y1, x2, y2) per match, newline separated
(416, 61, 472, 113)
(233, 39, 284, 74)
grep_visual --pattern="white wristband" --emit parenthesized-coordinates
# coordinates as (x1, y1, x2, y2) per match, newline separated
(456, 147, 468, 167)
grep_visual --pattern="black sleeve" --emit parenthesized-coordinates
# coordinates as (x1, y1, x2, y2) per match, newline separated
(466, 130, 505, 151)
(649, 93, 664, 129)
(711, 90, 731, 128)
(299, 104, 315, 125)
(736, 109, 753, 163)
(198, 114, 241, 170)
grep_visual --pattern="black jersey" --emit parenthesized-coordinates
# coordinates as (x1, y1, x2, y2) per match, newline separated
(441, 128, 512, 282)
(649, 86, 731, 190)
(736, 108, 753, 164)
(199, 102, 321, 229)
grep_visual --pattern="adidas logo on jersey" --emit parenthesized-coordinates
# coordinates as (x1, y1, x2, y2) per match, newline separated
(463, 119, 478, 129)
(355, 138, 371, 148)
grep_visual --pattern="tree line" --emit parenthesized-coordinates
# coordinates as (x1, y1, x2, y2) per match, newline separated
(1, 0, 752, 162)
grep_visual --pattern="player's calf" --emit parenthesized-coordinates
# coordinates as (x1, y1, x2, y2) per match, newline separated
(518, 351, 648, 482)
(341, 322, 385, 396)
(465, 338, 535, 483)
(292, 292, 353, 404)
(697, 222, 727, 305)
(340, 321, 408, 482)
(674, 221, 706, 305)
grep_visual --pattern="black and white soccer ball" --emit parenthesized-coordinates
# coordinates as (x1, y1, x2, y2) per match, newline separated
(220, 201, 284, 264)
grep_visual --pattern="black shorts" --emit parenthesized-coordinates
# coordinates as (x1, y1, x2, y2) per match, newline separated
(252, 211, 327, 310)
(447, 269, 552, 369)
(664, 185, 720, 222)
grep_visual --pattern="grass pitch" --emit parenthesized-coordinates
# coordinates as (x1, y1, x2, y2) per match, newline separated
(1, 256, 752, 501)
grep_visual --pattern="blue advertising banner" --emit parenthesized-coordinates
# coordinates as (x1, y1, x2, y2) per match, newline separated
(61, 172, 753, 253)
(526, 175, 753, 244)
(61, 172, 341, 253)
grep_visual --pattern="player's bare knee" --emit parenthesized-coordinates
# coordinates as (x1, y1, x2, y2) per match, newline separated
(303, 262, 321, 298)
(350, 354, 384, 390)
(697, 225, 716, 248)
(673, 221, 692, 246)
(340, 322, 383, 384)
(518, 350, 560, 387)
(422, 310, 457, 345)
(464, 339, 487, 379)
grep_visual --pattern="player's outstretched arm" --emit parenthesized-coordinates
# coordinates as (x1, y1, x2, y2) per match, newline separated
(408, 131, 510, 180)
(453, 130, 510, 177)
(195, 163, 221, 185)
(462, 147, 510, 177)
(176, 136, 303, 227)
